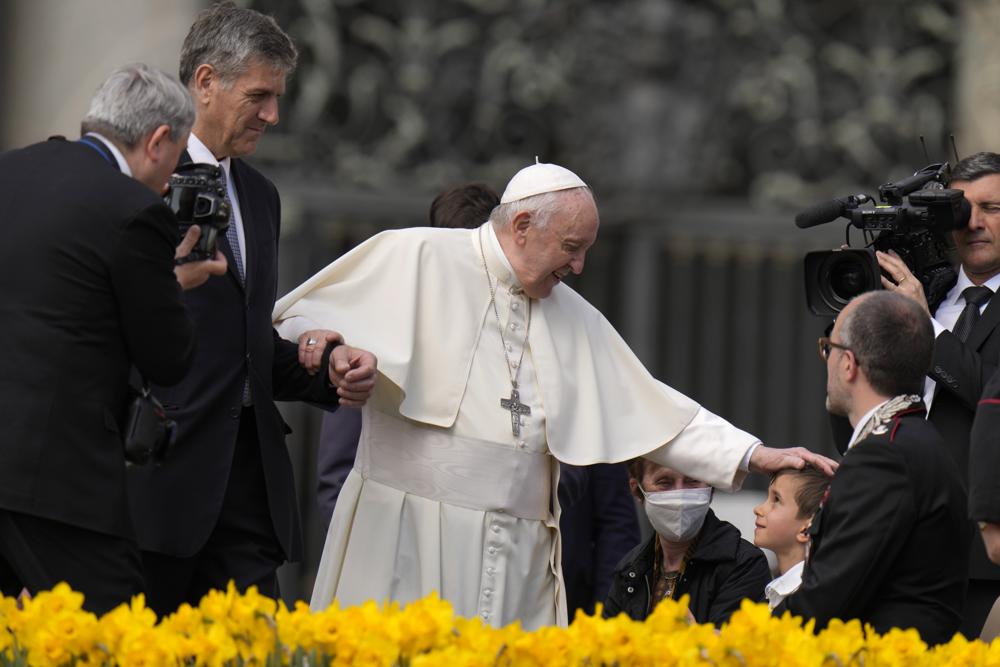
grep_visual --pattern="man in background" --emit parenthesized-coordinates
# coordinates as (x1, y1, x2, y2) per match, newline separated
(0, 63, 225, 614)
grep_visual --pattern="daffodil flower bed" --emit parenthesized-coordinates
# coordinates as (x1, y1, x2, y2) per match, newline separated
(1, 583, 999, 666)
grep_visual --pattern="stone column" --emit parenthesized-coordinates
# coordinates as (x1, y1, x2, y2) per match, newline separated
(956, 0, 1000, 153)
(1, 0, 199, 149)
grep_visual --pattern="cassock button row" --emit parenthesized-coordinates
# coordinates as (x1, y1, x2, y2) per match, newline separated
(491, 524, 500, 533)
(506, 343, 513, 352)
(483, 588, 492, 597)
(487, 567, 495, 575)
(488, 546, 497, 555)
(481, 611, 489, 620)
(511, 360, 519, 368)
(517, 441, 526, 448)
(509, 322, 518, 331)
(511, 302, 519, 311)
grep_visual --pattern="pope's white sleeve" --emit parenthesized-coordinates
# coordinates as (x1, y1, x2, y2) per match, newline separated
(642, 407, 759, 492)
(274, 315, 323, 343)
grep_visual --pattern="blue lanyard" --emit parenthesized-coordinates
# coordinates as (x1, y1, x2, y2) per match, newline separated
(78, 136, 115, 165)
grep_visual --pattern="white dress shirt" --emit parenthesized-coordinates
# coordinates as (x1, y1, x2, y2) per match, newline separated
(765, 560, 804, 610)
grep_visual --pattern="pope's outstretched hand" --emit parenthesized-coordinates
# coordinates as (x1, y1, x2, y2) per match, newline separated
(329, 345, 378, 406)
(749, 445, 838, 476)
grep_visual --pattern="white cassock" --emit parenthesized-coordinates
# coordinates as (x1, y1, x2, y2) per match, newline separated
(273, 222, 757, 629)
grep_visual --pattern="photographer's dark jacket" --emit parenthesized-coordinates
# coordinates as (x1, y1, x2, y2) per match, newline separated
(126, 152, 340, 562)
(0, 137, 195, 537)
(603, 510, 771, 626)
(779, 408, 970, 646)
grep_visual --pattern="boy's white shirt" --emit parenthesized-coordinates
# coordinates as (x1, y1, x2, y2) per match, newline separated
(765, 560, 804, 610)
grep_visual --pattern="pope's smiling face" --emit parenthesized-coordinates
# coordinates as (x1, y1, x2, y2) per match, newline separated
(508, 189, 600, 299)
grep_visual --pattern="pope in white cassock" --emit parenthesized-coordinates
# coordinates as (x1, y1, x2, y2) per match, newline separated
(273, 163, 833, 629)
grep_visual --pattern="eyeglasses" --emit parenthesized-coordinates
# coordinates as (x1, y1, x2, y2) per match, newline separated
(817, 336, 851, 361)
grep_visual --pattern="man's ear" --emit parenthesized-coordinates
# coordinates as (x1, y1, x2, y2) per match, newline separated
(512, 211, 532, 245)
(191, 63, 218, 104)
(144, 125, 173, 162)
(796, 521, 812, 544)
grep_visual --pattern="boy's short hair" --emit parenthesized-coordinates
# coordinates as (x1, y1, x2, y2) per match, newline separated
(772, 466, 830, 519)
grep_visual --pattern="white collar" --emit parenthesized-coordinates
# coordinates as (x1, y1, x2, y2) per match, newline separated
(186, 132, 231, 173)
(943, 269, 1000, 307)
(847, 399, 890, 450)
(84, 132, 131, 176)
(765, 560, 804, 609)
(485, 222, 523, 290)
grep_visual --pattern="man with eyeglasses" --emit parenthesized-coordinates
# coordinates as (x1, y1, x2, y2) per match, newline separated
(777, 290, 970, 646)
(875, 152, 1000, 636)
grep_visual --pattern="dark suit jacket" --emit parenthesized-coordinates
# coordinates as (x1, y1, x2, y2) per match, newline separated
(0, 138, 195, 538)
(969, 368, 1000, 522)
(780, 409, 970, 646)
(126, 155, 339, 561)
(928, 289, 1000, 579)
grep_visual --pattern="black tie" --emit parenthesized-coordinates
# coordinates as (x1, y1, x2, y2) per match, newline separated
(953, 286, 994, 342)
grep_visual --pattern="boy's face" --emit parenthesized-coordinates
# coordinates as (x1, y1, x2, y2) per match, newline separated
(753, 474, 809, 552)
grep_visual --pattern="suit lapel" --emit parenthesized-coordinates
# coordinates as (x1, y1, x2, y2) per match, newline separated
(966, 289, 1000, 351)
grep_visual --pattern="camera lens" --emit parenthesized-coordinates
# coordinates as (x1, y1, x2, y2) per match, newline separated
(828, 258, 868, 302)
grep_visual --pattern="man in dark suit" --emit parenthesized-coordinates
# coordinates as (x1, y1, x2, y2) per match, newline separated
(0, 64, 227, 614)
(875, 152, 1000, 636)
(971, 368, 1000, 565)
(126, 3, 377, 616)
(779, 291, 970, 645)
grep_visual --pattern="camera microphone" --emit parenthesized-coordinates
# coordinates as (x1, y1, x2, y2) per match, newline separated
(795, 194, 871, 229)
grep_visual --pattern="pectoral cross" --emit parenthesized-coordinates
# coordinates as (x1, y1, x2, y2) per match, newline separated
(500, 384, 531, 437)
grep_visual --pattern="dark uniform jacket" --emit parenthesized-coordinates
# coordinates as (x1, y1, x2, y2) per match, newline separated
(779, 408, 970, 646)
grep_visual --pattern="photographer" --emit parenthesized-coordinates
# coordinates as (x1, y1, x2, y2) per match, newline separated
(875, 152, 1000, 637)
(0, 64, 226, 614)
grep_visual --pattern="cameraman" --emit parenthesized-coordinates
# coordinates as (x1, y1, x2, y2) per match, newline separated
(0, 64, 225, 614)
(877, 151, 1000, 637)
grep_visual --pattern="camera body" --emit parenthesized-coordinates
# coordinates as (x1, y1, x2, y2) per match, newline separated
(801, 163, 970, 317)
(164, 162, 231, 262)
(123, 384, 176, 465)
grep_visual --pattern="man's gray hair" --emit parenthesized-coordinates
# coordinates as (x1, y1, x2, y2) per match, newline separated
(489, 187, 592, 231)
(838, 291, 933, 397)
(80, 64, 194, 148)
(179, 1, 297, 88)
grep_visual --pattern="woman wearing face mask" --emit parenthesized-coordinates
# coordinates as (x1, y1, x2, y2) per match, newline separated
(603, 459, 771, 626)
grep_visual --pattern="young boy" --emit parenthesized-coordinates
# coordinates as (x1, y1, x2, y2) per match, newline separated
(752, 467, 830, 610)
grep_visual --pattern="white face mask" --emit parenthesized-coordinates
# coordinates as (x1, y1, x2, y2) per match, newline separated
(640, 486, 713, 542)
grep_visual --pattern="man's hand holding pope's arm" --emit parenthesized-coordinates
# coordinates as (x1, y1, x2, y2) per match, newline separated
(328, 344, 377, 406)
(748, 445, 838, 476)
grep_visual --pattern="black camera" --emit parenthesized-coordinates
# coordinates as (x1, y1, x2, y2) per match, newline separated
(164, 162, 231, 263)
(798, 163, 971, 317)
(123, 383, 176, 465)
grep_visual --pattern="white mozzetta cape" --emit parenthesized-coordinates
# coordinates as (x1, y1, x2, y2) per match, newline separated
(272, 224, 755, 628)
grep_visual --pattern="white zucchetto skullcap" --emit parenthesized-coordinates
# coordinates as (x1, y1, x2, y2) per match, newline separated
(500, 160, 588, 204)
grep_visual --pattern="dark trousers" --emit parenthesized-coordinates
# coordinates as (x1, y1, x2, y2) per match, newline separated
(141, 407, 284, 617)
(0, 509, 143, 615)
(960, 578, 1000, 639)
